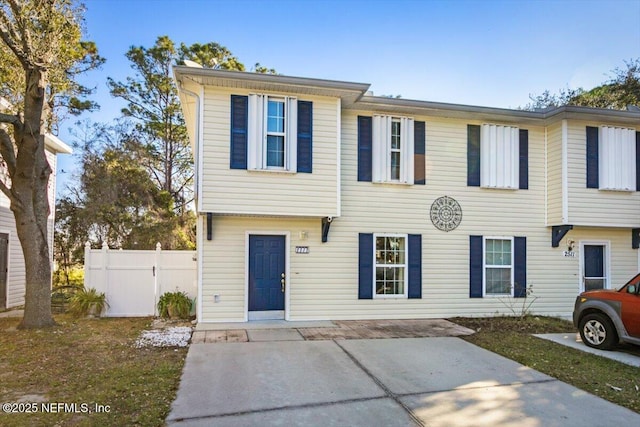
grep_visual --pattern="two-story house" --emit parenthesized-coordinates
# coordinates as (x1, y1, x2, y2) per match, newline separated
(174, 66, 640, 323)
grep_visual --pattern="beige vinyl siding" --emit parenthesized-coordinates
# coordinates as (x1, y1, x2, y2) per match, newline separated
(199, 87, 339, 217)
(200, 114, 640, 321)
(566, 121, 640, 227)
(546, 122, 563, 225)
(0, 207, 25, 308)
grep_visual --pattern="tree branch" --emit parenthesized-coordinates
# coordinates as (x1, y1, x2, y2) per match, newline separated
(0, 2, 29, 68)
(0, 128, 17, 175)
(0, 112, 20, 125)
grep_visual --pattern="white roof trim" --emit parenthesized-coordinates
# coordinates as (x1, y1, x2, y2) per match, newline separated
(45, 133, 72, 154)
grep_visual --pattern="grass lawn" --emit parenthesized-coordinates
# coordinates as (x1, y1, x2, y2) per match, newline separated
(453, 316, 640, 414)
(0, 314, 187, 426)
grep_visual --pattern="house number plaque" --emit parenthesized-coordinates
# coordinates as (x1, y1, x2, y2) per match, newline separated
(430, 196, 462, 232)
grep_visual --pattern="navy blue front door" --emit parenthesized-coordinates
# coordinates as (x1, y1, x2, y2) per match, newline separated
(249, 235, 285, 312)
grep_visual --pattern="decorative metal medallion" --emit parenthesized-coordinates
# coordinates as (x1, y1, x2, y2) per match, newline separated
(430, 196, 462, 232)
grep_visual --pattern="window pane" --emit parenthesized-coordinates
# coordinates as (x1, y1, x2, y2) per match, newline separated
(267, 100, 285, 133)
(486, 239, 511, 266)
(266, 135, 284, 167)
(585, 279, 605, 291)
(375, 266, 405, 295)
(391, 152, 400, 180)
(391, 121, 401, 149)
(486, 267, 511, 294)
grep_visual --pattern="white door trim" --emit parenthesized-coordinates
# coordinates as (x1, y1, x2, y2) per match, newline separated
(579, 240, 611, 292)
(244, 231, 290, 322)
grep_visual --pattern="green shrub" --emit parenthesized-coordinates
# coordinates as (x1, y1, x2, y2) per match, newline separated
(157, 291, 192, 319)
(69, 287, 108, 317)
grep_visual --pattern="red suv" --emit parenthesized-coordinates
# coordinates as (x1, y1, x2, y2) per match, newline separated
(573, 273, 640, 350)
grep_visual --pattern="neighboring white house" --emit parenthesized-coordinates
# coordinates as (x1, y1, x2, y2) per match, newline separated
(0, 98, 72, 309)
(174, 67, 640, 323)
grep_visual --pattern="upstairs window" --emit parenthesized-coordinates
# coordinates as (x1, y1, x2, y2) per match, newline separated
(468, 124, 528, 189)
(230, 95, 313, 173)
(266, 98, 286, 167)
(358, 116, 425, 185)
(248, 94, 297, 171)
(480, 124, 519, 189)
(599, 126, 636, 191)
(372, 115, 415, 184)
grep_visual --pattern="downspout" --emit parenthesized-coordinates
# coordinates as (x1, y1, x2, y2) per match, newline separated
(179, 82, 204, 323)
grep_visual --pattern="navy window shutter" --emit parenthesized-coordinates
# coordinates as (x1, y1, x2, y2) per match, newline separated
(358, 233, 374, 299)
(408, 234, 422, 298)
(297, 101, 313, 173)
(230, 95, 248, 169)
(519, 129, 529, 190)
(514, 237, 527, 298)
(467, 125, 481, 186)
(469, 235, 483, 298)
(358, 116, 372, 182)
(414, 121, 426, 185)
(636, 131, 640, 191)
(586, 126, 599, 188)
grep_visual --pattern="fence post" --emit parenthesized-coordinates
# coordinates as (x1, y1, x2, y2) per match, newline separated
(101, 241, 109, 299)
(154, 242, 161, 316)
(83, 241, 91, 289)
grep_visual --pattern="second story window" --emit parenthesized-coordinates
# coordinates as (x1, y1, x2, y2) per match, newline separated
(390, 119, 401, 180)
(266, 98, 286, 168)
(467, 124, 528, 190)
(481, 124, 519, 189)
(230, 94, 313, 173)
(247, 94, 298, 171)
(372, 115, 414, 184)
(599, 126, 636, 191)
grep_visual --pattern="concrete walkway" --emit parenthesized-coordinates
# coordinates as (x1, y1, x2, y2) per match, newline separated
(0, 309, 23, 318)
(192, 318, 475, 343)
(168, 335, 640, 426)
(535, 332, 640, 367)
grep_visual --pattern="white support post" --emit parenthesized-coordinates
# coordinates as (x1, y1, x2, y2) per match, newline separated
(154, 242, 161, 316)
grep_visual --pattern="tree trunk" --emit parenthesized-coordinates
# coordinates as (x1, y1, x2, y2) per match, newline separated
(13, 68, 55, 329)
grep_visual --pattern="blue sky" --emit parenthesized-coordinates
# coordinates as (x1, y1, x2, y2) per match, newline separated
(56, 0, 640, 193)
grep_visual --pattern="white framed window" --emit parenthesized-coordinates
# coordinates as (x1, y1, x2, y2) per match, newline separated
(599, 126, 636, 191)
(481, 124, 519, 189)
(483, 237, 514, 296)
(372, 115, 414, 184)
(374, 234, 407, 298)
(248, 94, 297, 171)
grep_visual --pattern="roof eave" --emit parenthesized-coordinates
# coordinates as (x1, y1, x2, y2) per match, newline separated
(173, 67, 370, 104)
(349, 96, 640, 125)
(45, 133, 72, 154)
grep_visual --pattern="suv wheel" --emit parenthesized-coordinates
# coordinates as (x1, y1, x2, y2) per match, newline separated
(578, 313, 618, 350)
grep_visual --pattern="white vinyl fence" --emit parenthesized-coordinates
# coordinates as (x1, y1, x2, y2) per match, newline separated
(83, 242, 197, 317)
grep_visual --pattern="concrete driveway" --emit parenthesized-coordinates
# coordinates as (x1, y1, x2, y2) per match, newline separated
(167, 332, 640, 426)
